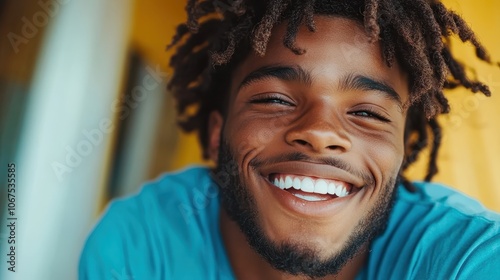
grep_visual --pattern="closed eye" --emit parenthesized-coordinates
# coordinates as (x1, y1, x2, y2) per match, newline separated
(249, 94, 294, 106)
(350, 110, 390, 122)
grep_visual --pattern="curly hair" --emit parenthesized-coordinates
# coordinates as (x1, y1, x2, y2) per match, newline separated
(167, 0, 495, 190)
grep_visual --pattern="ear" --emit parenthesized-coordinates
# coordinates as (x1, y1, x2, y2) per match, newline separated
(207, 111, 224, 162)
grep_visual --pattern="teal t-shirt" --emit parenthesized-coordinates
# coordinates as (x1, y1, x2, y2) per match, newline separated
(79, 166, 500, 279)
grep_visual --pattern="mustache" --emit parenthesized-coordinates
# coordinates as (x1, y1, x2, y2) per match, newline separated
(249, 152, 375, 186)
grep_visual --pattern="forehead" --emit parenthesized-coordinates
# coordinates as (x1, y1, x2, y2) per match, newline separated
(231, 16, 409, 103)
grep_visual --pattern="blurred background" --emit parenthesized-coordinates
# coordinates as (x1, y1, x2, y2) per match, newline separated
(0, 0, 499, 279)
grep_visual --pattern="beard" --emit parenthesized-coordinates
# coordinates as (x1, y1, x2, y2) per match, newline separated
(212, 139, 397, 278)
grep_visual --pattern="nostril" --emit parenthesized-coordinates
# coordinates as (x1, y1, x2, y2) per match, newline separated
(295, 139, 309, 146)
(326, 145, 341, 150)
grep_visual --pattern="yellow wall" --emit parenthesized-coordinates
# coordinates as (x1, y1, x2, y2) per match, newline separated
(405, 0, 500, 211)
(132, 0, 500, 211)
(131, 0, 210, 172)
(131, 0, 186, 65)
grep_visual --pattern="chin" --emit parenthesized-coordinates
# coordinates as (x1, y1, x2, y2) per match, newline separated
(214, 140, 397, 277)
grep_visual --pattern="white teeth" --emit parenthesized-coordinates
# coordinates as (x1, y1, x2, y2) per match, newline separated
(301, 177, 314, 192)
(284, 176, 293, 189)
(341, 187, 349, 197)
(334, 185, 341, 196)
(327, 182, 336, 195)
(334, 185, 340, 196)
(315, 179, 328, 194)
(293, 193, 326, 202)
(335, 185, 348, 197)
(292, 177, 301, 190)
(271, 175, 351, 197)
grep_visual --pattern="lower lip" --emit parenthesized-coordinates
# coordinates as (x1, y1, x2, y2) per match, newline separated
(263, 177, 356, 218)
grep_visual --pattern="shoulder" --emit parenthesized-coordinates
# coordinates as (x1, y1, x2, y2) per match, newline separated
(97, 165, 217, 231)
(365, 181, 500, 279)
(130, 165, 218, 216)
(400, 181, 499, 218)
(79, 166, 228, 279)
(393, 181, 500, 228)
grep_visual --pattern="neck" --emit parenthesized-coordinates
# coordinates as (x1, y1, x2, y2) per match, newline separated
(219, 208, 368, 280)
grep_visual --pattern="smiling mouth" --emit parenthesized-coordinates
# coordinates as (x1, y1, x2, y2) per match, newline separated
(268, 173, 355, 202)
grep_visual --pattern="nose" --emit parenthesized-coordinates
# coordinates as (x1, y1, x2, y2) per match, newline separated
(285, 106, 351, 154)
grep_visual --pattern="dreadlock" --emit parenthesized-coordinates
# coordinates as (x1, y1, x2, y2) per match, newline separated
(168, 0, 495, 191)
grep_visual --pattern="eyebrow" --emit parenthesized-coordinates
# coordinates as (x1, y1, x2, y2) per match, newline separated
(339, 73, 403, 108)
(238, 65, 312, 90)
(238, 64, 403, 108)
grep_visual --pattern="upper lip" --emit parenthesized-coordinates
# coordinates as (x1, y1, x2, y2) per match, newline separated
(258, 161, 366, 189)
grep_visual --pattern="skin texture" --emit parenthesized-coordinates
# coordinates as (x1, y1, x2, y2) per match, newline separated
(209, 16, 410, 279)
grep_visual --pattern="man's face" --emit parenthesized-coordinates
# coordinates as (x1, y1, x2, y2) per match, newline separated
(212, 16, 409, 277)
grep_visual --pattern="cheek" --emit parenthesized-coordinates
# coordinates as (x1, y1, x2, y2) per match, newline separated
(359, 133, 405, 177)
(224, 114, 290, 154)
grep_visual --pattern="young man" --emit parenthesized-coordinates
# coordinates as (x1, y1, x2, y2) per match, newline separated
(80, 0, 500, 279)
